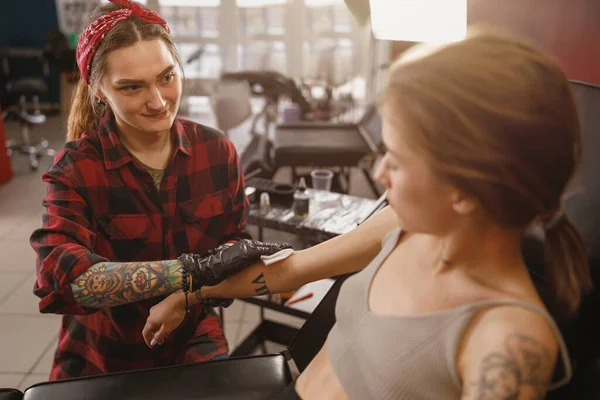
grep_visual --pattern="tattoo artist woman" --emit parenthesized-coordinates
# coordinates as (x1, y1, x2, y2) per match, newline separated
(30, 0, 289, 380)
(145, 30, 593, 399)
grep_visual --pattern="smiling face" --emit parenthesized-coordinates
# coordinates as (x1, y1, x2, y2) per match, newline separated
(97, 39, 182, 139)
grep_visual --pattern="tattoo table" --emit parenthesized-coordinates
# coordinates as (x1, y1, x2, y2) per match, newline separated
(228, 189, 384, 356)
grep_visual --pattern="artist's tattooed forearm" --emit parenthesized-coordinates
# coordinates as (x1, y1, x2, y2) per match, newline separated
(251, 272, 270, 295)
(464, 333, 553, 400)
(71, 260, 184, 308)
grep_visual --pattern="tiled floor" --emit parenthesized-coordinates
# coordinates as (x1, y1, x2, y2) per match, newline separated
(0, 111, 375, 391)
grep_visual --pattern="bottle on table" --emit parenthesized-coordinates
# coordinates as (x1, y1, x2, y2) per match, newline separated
(293, 177, 310, 221)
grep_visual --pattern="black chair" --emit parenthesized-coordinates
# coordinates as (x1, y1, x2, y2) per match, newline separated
(547, 80, 600, 399)
(0, 46, 55, 170)
(0, 389, 22, 400)
(0, 273, 349, 400)
(272, 103, 383, 196)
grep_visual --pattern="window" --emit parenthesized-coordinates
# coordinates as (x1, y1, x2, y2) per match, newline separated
(305, 0, 351, 33)
(153, 0, 367, 105)
(303, 0, 358, 84)
(238, 40, 287, 72)
(177, 43, 222, 79)
(159, 1, 220, 37)
(238, 5, 285, 36)
(159, 1, 223, 82)
(304, 38, 353, 83)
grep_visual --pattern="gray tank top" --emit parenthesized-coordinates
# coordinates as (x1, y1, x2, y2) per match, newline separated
(327, 228, 572, 399)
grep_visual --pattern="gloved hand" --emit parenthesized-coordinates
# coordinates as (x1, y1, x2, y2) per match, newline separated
(178, 239, 293, 292)
(204, 243, 232, 256)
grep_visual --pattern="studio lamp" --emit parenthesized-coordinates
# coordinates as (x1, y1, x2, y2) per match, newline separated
(345, 0, 467, 44)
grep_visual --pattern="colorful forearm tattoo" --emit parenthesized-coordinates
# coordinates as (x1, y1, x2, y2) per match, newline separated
(71, 260, 184, 308)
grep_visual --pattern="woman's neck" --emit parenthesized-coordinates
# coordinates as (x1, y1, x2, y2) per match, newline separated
(430, 223, 526, 278)
(117, 124, 172, 169)
(118, 126, 171, 154)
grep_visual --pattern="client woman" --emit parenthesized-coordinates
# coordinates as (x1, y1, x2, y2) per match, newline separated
(143, 28, 592, 399)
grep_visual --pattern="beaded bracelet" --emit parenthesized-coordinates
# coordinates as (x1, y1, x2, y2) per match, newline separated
(181, 269, 192, 315)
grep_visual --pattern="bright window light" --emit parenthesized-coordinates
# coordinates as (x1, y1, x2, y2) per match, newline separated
(159, 0, 219, 6)
(305, 0, 343, 6)
(237, 0, 286, 6)
(369, 0, 466, 44)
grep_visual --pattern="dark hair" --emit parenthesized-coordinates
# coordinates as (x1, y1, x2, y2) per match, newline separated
(381, 28, 592, 317)
(66, 1, 182, 141)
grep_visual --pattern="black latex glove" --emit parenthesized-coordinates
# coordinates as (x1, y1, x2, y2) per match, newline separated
(201, 244, 243, 308)
(204, 243, 232, 256)
(178, 239, 293, 292)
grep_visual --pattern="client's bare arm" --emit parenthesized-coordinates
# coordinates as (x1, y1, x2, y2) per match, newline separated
(205, 205, 397, 301)
(142, 206, 398, 346)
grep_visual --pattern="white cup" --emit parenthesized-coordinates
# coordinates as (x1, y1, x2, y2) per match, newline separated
(310, 169, 334, 192)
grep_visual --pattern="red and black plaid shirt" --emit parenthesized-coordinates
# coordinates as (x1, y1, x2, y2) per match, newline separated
(30, 114, 250, 380)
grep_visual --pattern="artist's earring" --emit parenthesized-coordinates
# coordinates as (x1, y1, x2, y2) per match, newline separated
(452, 203, 462, 213)
(97, 97, 105, 105)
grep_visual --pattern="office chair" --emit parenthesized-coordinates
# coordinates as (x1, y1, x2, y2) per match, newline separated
(0, 46, 55, 170)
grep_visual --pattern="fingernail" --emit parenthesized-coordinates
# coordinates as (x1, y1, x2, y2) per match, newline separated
(150, 338, 158, 347)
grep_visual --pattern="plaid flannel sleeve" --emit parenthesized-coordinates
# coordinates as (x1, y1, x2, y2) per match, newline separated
(221, 141, 251, 245)
(30, 169, 107, 315)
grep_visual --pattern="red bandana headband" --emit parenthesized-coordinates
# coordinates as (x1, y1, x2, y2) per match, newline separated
(76, 0, 170, 84)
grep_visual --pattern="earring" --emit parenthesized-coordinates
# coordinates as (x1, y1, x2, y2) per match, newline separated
(452, 203, 462, 213)
(97, 97, 105, 105)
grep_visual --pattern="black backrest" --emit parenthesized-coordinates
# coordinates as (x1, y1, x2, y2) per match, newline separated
(565, 80, 600, 395)
(542, 81, 600, 399)
(565, 81, 600, 260)
(287, 273, 353, 373)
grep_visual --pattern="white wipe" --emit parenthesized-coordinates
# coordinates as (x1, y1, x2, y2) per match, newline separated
(260, 248, 294, 266)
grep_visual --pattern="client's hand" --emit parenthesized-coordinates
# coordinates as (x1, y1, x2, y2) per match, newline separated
(142, 293, 186, 348)
(142, 295, 233, 348)
(178, 239, 292, 291)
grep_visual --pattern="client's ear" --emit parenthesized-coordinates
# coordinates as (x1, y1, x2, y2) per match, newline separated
(451, 193, 477, 215)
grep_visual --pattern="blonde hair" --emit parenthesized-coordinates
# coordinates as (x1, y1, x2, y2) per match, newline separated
(66, 1, 182, 142)
(381, 28, 592, 318)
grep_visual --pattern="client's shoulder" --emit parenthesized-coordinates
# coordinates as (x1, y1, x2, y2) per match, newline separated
(457, 299, 559, 399)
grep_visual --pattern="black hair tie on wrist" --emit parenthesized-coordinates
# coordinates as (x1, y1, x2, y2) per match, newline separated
(181, 269, 191, 316)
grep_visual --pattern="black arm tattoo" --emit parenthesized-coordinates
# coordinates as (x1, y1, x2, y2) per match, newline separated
(465, 333, 553, 400)
(71, 260, 184, 308)
(251, 272, 270, 295)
